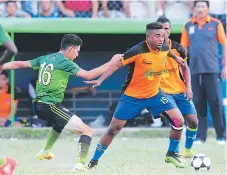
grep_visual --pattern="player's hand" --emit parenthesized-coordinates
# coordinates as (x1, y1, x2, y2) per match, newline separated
(221, 66, 226, 79)
(110, 54, 123, 63)
(184, 86, 193, 100)
(84, 79, 102, 88)
(175, 56, 185, 66)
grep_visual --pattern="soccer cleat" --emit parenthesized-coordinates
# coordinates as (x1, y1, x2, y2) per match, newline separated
(165, 151, 185, 168)
(72, 162, 86, 172)
(182, 148, 195, 158)
(88, 160, 98, 170)
(36, 150, 54, 160)
(0, 157, 17, 175)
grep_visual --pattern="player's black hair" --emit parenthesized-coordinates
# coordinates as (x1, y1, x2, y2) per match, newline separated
(146, 22, 163, 32)
(194, 1, 209, 8)
(60, 34, 83, 50)
(6, 1, 17, 5)
(156, 17, 171, 27)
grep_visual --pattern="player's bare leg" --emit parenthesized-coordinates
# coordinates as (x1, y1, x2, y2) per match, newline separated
(88, 117, 127, 169)
(182, 114, 198, 158)
(36, 128, 60, 161)
(37, 115, 92, 171)
(64, 115, 92, 171)
(163, 108, 186, 168)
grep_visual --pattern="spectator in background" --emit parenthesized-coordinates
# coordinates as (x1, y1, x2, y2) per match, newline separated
(156, 0, 193, 20)
(209, 0, 226, 30)
(99, 0, 130, 18)
(22, 0, 39, 17)
(181, 0, 226, 144)
(1, 1, 30, 18)
(39, 0, 59, 18)
(56, 0, 98, 18)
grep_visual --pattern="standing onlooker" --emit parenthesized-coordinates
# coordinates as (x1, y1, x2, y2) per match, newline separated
(2, 1, 30, 18)
(38, 0, 59, 18)
(56, 0, 98, 18)
(181, 0, 226, 144)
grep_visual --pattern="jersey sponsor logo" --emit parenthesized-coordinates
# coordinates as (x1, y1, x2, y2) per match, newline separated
(144, 69, 163, 80)
(142, 59, 152, 65)
(189, 26, 195, 34)
(208, 27, 214, 30)
(162, 68, 177, 74)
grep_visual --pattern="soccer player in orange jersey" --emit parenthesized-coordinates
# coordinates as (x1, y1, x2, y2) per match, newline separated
(157, 17, 198, 158)
(85, 22, 186, 169)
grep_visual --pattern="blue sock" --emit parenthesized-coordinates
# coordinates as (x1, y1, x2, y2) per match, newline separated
(92, 143, 107, 161)
(168, 137, 180, 153)
(185, 127, 197, 149)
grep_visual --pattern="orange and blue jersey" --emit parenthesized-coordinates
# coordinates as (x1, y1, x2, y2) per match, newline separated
(113, 40, 177, 120)
(121, 40, 169, 98)
(160, 40, 186, 94)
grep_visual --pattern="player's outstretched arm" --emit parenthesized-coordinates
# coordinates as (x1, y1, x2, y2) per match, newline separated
(84, 58, 123, 87)
(168, 50, 185, 65)
(76, 54, 123, 80)
(1, 61, 31, 70)
(0, 40, 18, 65)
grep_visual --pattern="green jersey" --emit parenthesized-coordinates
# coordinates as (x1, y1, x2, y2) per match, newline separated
(0, 25, 9, 45)
(30, 52, 81, 104)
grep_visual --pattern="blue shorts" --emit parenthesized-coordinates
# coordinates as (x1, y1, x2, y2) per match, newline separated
(165, 93, 197, 115)
(114, 91, 177, 120)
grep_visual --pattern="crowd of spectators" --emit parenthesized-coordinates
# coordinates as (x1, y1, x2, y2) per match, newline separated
(0, 0, 224, 21)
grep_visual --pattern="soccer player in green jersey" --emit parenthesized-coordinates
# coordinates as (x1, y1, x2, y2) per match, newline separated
(0, 24, 18, 175)
(1, 34, 122, 171)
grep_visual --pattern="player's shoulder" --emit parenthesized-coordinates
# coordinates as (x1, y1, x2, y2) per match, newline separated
(184, 18, 193, 28)
(160, 43, 169, 52)
(171, 40, 184, 50)
(40, 52, 64, 61)
(124, 41, 149, 59)
(209, 17, 222, 26)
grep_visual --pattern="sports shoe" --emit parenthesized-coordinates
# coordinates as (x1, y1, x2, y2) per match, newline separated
(217, 138, 226, 145)
(165, 151, 185, 168)
(0, 157, 17, 175)
(194, 139, 205, 145)
(88, 160, 98, 170)
(36, 150, 54, 160)
(182, 148, 195, 158)
(72, 162, 86, 172)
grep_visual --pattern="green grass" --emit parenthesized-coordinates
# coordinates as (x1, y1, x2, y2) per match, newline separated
(0, 137, 226, 175)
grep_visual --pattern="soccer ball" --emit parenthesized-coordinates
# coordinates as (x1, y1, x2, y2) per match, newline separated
(190, 154, 211, 171)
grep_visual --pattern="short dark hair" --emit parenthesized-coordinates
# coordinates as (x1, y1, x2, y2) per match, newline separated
(6, 1, 17, 5)
(60, 34, 83, 50)
(157, 17, 171, 26)
(146, 22, 163, 32)
(194, 1, 209, 8)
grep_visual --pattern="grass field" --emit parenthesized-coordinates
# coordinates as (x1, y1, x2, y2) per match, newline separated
(0, 136, 226, 175)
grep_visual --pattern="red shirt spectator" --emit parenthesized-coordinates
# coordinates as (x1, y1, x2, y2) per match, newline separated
(64, 0, 91, 12)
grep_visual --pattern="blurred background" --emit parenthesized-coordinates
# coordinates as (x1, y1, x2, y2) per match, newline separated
(0, 0, 226, 129)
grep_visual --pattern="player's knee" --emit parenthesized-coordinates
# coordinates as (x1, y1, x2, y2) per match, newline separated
(82, 125, 93, 137)
(187, 115, 198, 129)
(107, 125, 122, 136)
(171, 117, 184, 131)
